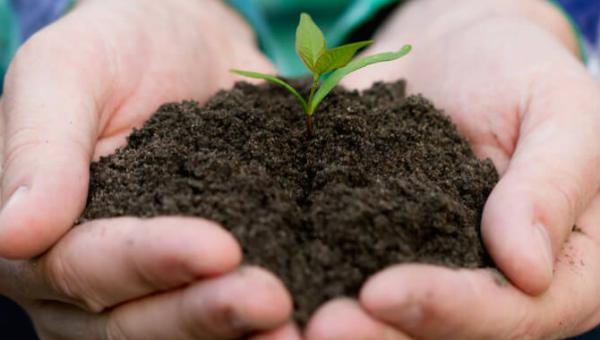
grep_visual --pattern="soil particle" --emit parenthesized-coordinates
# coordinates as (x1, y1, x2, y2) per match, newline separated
(81, 80, 499, 324)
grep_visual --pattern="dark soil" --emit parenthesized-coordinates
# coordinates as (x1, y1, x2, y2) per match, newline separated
(81, 80, 499, 324)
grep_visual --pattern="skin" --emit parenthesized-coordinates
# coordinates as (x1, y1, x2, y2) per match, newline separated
(305, 196, 600, 339)
(0, 0, 300, 338)
(306, 0, 600, 338)
(1, 0, 599, 338)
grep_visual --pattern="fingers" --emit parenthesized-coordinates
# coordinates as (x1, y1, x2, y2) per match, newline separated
(31, 267, 292, 340)
(482, 71, 600, 295)
(361, 227, 600, 339)
(1, 217, 241, 313)
(362, 266, 525, 339)
(305, 298, 410, 340)
(0, 0, 277, 260)
(0, 27, 111, 259)
(104, 266, 291, 340)
(108, 266, 290, 340)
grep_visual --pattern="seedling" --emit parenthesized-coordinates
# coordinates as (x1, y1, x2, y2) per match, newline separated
(231, 13, 411, 137)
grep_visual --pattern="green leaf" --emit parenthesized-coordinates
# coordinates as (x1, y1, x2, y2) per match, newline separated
(230, 69, 308, 112)
(295, 13, 326, 72)
(314, 40, 373, 75)
(309, 44, 412, 115)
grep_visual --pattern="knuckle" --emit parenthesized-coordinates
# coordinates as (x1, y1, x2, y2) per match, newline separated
(44, 252, 107, 313)
(3, 128, 43, 167)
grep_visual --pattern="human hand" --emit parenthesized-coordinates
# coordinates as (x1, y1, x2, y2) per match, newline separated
(317, 0, 600, 337)
(344, 0, 600, 295)
(0, 0, 301, 338)
(0, 216, 297, 339)
(305, 192, 600, 339)
(0, 0, 275, 259)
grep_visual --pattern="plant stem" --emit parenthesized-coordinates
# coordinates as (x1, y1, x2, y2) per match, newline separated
(305, 75, 319, 138)
(306, 115, 314, 137)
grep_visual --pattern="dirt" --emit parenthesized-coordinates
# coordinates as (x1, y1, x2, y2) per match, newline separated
(81, 80, 499, 324)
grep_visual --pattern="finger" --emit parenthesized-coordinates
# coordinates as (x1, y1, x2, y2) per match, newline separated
(361, 230, 600, 339)
(249, 322, 302, 340)
(362, 266, 527, 339)
(104, 266, 292, 340)
(305, 298, 410, 340)
(482, 71, 600, 295)
(0, 26, 112, 259)
(1, 217, 241, 312)
(31, 267, 291, 340)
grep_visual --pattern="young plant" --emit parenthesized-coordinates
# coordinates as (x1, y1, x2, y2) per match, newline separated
(231, 13, 411, 137)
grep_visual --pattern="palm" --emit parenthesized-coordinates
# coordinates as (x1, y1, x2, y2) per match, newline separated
(305, 192, 600, 339)
(0, 1, 296, 338)
(330, 11, 600, 339)
(29, 0, 273, 159)
(0, 0, 275, 258)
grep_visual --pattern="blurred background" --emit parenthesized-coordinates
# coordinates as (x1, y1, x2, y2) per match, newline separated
(1, 296, 38, 339)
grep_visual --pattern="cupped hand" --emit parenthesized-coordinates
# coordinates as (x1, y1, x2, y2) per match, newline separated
(343, 0, 600, 298)
(319, 0, 600, 337)
(0, 0, 301, 338)
(306, 193, 600, 339)
(0, 0, 274, 259)
(0, 216, 296, 339)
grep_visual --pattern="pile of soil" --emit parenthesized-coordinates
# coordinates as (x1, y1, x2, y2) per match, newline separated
(81, 80, 499, 324)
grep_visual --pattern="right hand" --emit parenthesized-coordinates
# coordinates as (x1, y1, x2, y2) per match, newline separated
(0, 0, 299, 338)
(343, 0, 600, 297)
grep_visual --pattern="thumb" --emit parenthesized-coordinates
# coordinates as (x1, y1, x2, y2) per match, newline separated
(0, 32, 103, 259)
(482, 70, 600, 295)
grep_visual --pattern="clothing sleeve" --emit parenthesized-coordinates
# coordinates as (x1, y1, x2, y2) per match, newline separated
(555, 0, 600, 79)
(557, 0, 599, 45)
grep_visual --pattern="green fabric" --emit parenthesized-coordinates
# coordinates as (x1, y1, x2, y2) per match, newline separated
(0, 0, 18, 91)
(548, 0, 588, 63)
(229, 0, 399, 77)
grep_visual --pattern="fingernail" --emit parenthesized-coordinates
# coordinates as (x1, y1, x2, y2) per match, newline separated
(534, 223, 554, 275)
(1, 186, 28, 214)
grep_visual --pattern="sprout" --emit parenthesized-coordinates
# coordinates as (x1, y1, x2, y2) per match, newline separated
(231, 13, 411, 137)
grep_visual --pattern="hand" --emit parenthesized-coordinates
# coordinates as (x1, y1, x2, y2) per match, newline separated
(345, 0, 600, 294)
(0, 0, 274, 258)
(317, 0, 600, 337)
(0, 216, 296, 339)
(0, 0, 299, 338)
(305, 193, 600, 339)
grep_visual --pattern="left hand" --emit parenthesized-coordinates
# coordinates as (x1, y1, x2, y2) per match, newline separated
(307, 0, 600, 338)
(305, 192, 600, 339)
